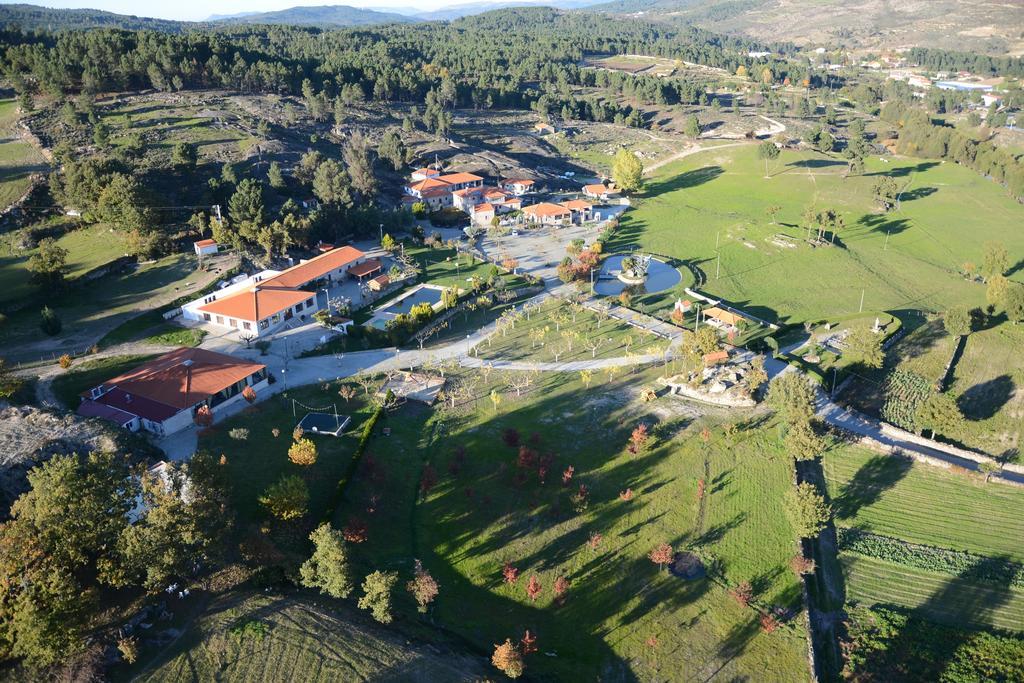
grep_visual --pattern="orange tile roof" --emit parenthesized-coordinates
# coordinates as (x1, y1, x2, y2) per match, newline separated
(560, 199, 593, 211)
(263, 245, 365, 289)
(704, 307, 744, 326)
(437, 172, 483, 184)
(703, 350, 729, 364)
(583, 183, 610, 195)
(523, 202, 571, 218)
(413, 167, 440, 176)
(484, 189, 509, 199)
(194, 239, 217, 247)
(86, 348, 266, 411)
(348, 258, 383, 278)
(452, 187, 482, 197)
(474, 203, 495, 213)
(503, 179, 534, 186)
(199, 287, 313, 322)
(408, 177, 451, 193)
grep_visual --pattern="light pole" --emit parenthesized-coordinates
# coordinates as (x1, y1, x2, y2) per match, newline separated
(281, 368, 287, 390)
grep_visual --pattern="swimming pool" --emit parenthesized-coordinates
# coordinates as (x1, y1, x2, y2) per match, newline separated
(367, 285, 445, 329)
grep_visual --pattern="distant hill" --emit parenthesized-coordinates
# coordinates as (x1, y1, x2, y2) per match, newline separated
(586, 0, 1024, 55)
(0, 3, 194, 32)
(210, 4, 414, 27)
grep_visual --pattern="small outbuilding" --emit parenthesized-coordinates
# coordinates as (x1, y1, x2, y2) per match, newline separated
(193, 239, 218, 257)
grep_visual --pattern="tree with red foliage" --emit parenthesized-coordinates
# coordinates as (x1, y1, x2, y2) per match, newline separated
(619, 488, 634, 501)
(517, 446, 538, 470)
(194, 404, 213, 427)
(419, 462, 437, 498)
(645, 634, 659, 649)
(525, 575, 542, 601)
(520, 629, 538, 655)
(241, 385, 257, 403)
(570, 483, 589, 513)
(553, 576, 569, 605)
(407, 559, 440, 613)
(502, 562, 520, 585)
(561, 465, 574, 486)
(700, 425, 711, 442)
(502, 428, 520, 448)
(648, 542, 673, 571)
(730, 580, 754, 607)
(587, 531, 603, 551)
(343, 517, 368, 543)
(759, 613, 780, 633)
(696, 478, 705, 501)
(790, 555, 816, 576)
(627, 424, 649, 455)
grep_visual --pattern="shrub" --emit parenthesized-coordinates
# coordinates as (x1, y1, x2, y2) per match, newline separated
(58, 354, 72, 369)
(229, 619, 269, 642)
(241, 385, 257, 403)
(288, 438, 318, 466)
(40, 306, 61, 336)
(228, 427, 249, 441)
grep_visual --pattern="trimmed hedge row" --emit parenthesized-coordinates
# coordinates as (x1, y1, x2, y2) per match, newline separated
(321, 405, 384, 524)
(837, 527, 1024, 588)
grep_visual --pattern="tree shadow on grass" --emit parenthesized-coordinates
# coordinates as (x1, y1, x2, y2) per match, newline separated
(830, 454, 911, 522)
(642, 166, 724, 198)
(786, 159, 847, 169)
(864, 161, 939, 177)
(957, 374, 1015, 421)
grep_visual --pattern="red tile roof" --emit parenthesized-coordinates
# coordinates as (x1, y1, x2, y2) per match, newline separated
(437, 172, 483, 184)
(199, 287, 312, 322)
(503, 179, 534, 187)
(194, 239, 217, 247)
(348, 258, 383, 278)
(77, 399, 139, 425)
(263, 245, 364, 289)
(560, 199, 593, 211)
(84, 348, 266, 419)
(474, 203, 495, 213)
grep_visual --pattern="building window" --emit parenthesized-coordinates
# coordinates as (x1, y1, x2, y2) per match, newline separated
(203, 313, 211, 321)
(230, 319, 238, 328)
(216, 316, 224, 325)
(259, 319, 269, 330)
(243, 321, 251, 330)
(306, 298, 315, 307)
(295, 301, 303, 312)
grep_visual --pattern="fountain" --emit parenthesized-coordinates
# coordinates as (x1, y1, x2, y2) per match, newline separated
(594, 252, 683, 296)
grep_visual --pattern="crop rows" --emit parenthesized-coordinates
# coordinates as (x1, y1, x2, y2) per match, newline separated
(823, 450, 1024, 562)
(842, 554, 1024, 633)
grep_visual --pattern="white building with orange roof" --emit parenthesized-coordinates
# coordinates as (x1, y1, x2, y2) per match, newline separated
(472, 203, 496, 225)
(411, 167, 441, 181)
(182, 245, 367, 337)
(560, 199, 594, 223)
(523, 202, 572, 226)
(582, 182, 620, 201)
(403, 171, 485, 211)
(501, 179, 535, 196)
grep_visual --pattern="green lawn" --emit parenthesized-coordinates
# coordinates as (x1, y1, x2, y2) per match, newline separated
(612, 144, 1024, 324)
(477, 296, 668, 362)
(329, 368, 809, 680)
(98, 309, 205, 349)
(0, 98, 48, 210)
(199, 383, 379, 558)
(0, 253, 213, 361)
(0, 222, 126, 306)
(133, 592, 488, 682)
(823, 445, 1024, 632)
(50, 354, 158, 409)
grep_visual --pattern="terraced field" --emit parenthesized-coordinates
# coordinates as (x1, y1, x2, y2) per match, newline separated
(0, 97, 47, 210)
(824, 449, 1024, 562)
(841, 555, 1024, 632)
(138, 593, 488, 682)
(824, 446, 1024, 633)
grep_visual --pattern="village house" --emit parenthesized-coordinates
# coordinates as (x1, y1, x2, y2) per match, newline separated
(523, 202, 572, 226)
(193, 239, 218, 257)
(702, 306, 745, 333)
(501, 179, 535, 196)
(182, 245, 366, 337)
(472, 203, 496, 225)
(410, 167, 442, 181)
(582, 182, 620, 201)
(560, 199, 594, 223)
(76, 348, 268, 436)
(403, 171, 485, 210)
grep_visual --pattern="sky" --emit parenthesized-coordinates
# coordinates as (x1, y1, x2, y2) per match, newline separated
(0, 0, 471, 21)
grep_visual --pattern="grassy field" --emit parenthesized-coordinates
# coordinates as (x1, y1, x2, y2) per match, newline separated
(477, 296, 668, 362)
(612, 144, 1024, 324)
(50, 353, 158, 409)
(97, 308, 205, 349)
(840, 315, 1024, 459)
(0, 98, 47, 210)
(823, 446, 1024, 632)
(199, 383, 379, 554)
(0, 222, 126, 306)
(135, 592, 488, 682)
(328, 368, 809, 680)
(0, 253, 218, 362)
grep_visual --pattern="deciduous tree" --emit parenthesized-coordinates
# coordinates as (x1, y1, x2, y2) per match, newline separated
(358, 570, 398, 623)
(491, 639, 525, 679)
(407, 559, 439, 612)
(784, 482, 831, 538)
(649, 542, 673, 571)
(611, 148, 643, 193)
(258, 475, 308, 520)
